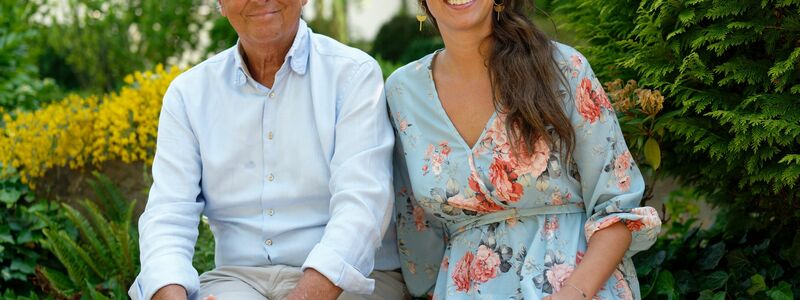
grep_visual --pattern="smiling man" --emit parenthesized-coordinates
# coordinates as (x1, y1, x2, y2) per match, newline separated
(127, 1, 404, 299)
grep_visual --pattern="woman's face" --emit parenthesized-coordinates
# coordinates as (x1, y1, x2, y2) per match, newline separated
(425, 0, 495, 35)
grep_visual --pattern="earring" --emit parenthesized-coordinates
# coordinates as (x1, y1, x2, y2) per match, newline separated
(416, 5, 428, 32)
(493, 0, 505, 21)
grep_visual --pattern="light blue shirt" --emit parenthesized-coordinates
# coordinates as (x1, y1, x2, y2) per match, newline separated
(129, 20, 400, 300)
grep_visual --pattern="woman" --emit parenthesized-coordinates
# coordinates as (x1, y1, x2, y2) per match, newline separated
(387, 0, 661, 299)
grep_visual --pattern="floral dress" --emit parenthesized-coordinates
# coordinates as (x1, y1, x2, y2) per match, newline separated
(386, 44, 662, 300)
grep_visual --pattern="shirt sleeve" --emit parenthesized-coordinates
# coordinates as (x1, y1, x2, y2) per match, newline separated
(301, 60, 395, 295)
(129, 84, 204, 300)
(564, 51, 662, 258)
(392, 135, 447, 298)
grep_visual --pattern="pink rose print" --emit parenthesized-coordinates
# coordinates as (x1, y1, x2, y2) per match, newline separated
(618, 175, 632, 192)
(614, 151, 633, 191)
(453, 252, 474, 292)
(490, 159, 524, 203)
(625, 219, 646, 232)
(399, 119, 410, 132)
(471, 245, 501, 283)
(413, 206, 427, 232)
(422, 141, 452, 176)
(631, 207, 662, 229)
(577, 78, 601, 123)
(542, 215, 560, 240)
(546, 263, 575, 293)
(593, 87, 613, 110)
(447, 173, 503, 213)
(551, 191, 564, 205)
(570, 54, 584, 69)
(512, 136, 551, 178)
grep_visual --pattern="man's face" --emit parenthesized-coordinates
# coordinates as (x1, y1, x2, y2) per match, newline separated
(219, 0, 308, 45)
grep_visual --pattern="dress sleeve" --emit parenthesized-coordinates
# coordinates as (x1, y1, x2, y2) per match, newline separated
(385, 84, 448, 297)
(392, 139, 448, 298)
(563, 50, 662, 258)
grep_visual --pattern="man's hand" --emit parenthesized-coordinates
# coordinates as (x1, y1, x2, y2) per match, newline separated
(286, 268, 343, 300)
(152, 284, 188, 300)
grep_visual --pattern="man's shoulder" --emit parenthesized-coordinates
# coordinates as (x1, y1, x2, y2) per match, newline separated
(308, 33, 375, 68)
(169, 46, 235, 92)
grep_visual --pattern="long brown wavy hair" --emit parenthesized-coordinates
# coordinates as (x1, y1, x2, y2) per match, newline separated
(419, 0, 575, 162)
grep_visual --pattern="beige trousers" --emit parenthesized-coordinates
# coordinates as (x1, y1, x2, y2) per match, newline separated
(197, 265, 408, 300)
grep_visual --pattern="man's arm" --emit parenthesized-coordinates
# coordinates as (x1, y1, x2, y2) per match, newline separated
(129, 85, 205, 300)
(290, 59, 395, 298)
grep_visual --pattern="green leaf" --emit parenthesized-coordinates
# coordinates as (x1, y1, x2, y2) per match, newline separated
(700, 271, 729, 291)
(655, 270, 677, 299)
(767, 281, 794, 300)
(698, 290, 726, 300)
(644, 137, 661, 170)
(748, 274, 767, 295)
(700, 242, 726, 270)
(0, 188, 22, 205)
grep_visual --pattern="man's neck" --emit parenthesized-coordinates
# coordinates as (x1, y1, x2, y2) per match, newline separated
(239, 25, 299, 88)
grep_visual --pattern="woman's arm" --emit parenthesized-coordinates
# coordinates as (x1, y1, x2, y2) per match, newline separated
(547, 223, 632, 299)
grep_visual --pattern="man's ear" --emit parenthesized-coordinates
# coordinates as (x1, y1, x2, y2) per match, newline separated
(218, 0, 226, 17)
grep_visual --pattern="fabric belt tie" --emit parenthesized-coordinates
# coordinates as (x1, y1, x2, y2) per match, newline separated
(446, 203, 585, 236)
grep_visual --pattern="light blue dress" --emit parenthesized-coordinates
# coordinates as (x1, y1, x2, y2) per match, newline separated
(386, 44, 661, 300)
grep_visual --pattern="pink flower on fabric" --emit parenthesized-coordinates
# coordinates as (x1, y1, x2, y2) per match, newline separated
(399, 119, 410, 132)
(618, 175, 632, 192)
(551, 191, 564, 205)
(542, 215, 560, 239)
(441, 256, 450, 270)
(625, 219, 646, 232)
(453, 252, 474, 292)
(471, 245, 501, 283)
(570, 54, 584, 69)
(614, 151, 633, 178)
(546, 263, 575, 292)
(593, 87, 613, 110)
(576, 78, 601, 123)
(631, 207, 662, 229)
(447, 193, 503, 214)
(512, 136, 551, 178)
(413, 206, 427, 232)
(489, 159, 523, 203)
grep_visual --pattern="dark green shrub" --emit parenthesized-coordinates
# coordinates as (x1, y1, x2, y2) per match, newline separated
(552, 0, 800, 298)
(0, 167, 61, 295)
(0, 1, 60, 110)
(371, 14, 442, 64)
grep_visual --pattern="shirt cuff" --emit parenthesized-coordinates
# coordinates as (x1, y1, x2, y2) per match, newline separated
(128, 254, 200, 300)
(301, 243, 375, 295)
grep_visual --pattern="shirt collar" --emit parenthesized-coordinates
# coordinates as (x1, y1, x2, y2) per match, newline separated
(232, 19, 310, 86)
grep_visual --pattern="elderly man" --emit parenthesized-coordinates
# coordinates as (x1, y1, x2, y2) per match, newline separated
(128, 0, 404, 299)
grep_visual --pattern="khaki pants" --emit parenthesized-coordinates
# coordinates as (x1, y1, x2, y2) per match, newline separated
(197, 265, 408, 300)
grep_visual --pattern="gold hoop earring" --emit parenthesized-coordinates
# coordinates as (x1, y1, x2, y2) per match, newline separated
(493, 0, 505, 21)
(416, 5, 428, 32)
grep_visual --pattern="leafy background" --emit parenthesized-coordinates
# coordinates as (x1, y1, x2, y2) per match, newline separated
(0, 0, 797, 299)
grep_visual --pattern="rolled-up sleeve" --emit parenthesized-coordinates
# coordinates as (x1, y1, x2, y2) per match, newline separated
(129, 85, 205, 300)
(301, 60, 395, 294)
(564, 52, 662, 258)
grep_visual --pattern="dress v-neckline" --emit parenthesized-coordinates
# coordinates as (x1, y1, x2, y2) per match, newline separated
(426, 50, 497, 153)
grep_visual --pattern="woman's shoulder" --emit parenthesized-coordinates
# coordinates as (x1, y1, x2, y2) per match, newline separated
(385, 51, 437, 90)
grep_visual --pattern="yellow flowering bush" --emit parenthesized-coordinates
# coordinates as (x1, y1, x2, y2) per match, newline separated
(0, 64, 183, 187)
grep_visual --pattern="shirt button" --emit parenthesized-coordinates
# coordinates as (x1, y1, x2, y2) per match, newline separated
(268, 131, 274, 140)
(267, 174, 274, 181)
(265, 239, 273, 246)
(269, 92, 276, 98)
(267, 209, 274, 216)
